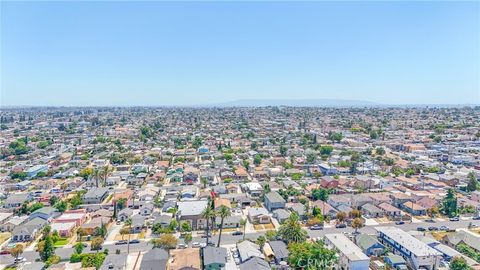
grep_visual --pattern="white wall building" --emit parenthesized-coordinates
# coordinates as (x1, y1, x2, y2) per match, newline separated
(324, 233, 370, 270)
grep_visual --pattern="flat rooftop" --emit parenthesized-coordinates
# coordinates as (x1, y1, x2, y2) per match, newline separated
(375, 226, 442, 257)
(324, 233, 369, 262)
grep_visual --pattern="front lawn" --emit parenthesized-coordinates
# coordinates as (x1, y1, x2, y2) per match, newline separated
(54, 238, 69, 247)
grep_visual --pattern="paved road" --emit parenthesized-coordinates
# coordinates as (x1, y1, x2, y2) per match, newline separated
(2, 219, 479, 266)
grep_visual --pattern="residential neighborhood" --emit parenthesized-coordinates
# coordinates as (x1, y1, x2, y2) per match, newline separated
(0, 106, 480, 270)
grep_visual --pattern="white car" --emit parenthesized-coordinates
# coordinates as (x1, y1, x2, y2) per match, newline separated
(14, 257, 26, 263)
(192, 242, 200, 248)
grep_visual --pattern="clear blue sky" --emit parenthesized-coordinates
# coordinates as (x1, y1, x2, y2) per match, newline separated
(1, 1, 479, 106)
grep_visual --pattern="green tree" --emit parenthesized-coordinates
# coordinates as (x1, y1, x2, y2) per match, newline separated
(181, 222, 192, 232)
(91, 237, 104, 252)
(467, 172, 478, 192)
(216, 205, 231, 247)
(256, 236, 266, 249)
(79, 167, 93, 180)
(150, 234, 177, 249)
(55, 201, 68, 213)
(240, 218, 247, 241)
(319, 145, 334, 156)
(74, 242, 84, 254)
(450, 256, 470, 270)
(288, 240, 337, 270)
(351, 218, 364, 233)
(442, 188, 458, 218)
(184, 233, 192, 246)
(10, 244, 24, 262)
(202, 206, 216, 246)
(39, 234, 55, 261)
(277, 213, 308, 244)
(253, 154, 262, 166)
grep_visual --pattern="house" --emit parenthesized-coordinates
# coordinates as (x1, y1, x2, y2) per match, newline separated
(82, 187, 109, 204)
(139, 203, 154, 216)
(54, 209, 87, 227)
(139, 248, 168, 270)
(214, 215, 241, 229)
(384, 254, 408, 270)
(351, 194, 374, 209)
(117, 208, 133, 222)
(247, 207, 271, 224)
(203, 246, 227, 270)
(239, 257, 270, 270)
(11, 217, 47, 242)
(268, 241, 289, 264)
(169, 248, 201, 270)
(1, 215, 28, 232)
(286, 203, 306, 219)
(376, 227, 442, 270)
(242, 182, 264, 198)
(176, 200, 209, 230)
(213, 198, 231, 210)
(100, 254, 126, 270)
(324, 233, 370, 270)
(51, 221, 76, 237)
(4, 193, 30, 209)
(441, 230, 480, 253)
(237, 240, 265, 263)
(29, 207, 59, 221)
(361, 203, 384, 218)
(355, 234, 385, 256)
(272, 209, 290, 223)
(80, 217, 111, 236)
(377, 203, 402, 218)
(264, 192, 286, 212)
(328, 194, 351, 209)
(0, 212, 13, 230)
(131, 215, 146, 233)
(153, 214, 172, 229)
(401, 202, 426, 216)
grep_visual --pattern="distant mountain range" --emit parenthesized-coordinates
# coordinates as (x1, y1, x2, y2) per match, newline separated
(211, 99, 378, 107)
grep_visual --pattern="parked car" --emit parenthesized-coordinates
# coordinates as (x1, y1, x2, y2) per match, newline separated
(129, 239, 140, 244)
(115, 240, 128, 245)
(449, 217, 460, 222)
(335, 223, 347, 229)
(428, 226, 438, 231)
(232, 231, 243, 236)
(425, 219, 435, 223)
(472, 216, 480, 220)
(309, 224, 323, 230)
(439, 226, 449, 231)
(177, 244, 187, 249)
(14, 257, 26, 263)
(0, 250, 11, 255)
(192, 242, 200, 248)
(417, 227, 426, 231)
(395, 221, 405, 225)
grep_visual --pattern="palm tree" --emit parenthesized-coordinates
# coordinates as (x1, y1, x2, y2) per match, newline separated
(202, 207, 216, 246)
(125, 218, 132, 254)
(240, 218, 247, 241)
(93, 168, 101, 188)
(101, 165, 113, 187)
(216, 205, 231, 247)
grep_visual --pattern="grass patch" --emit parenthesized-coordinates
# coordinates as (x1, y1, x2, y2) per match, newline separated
(0, 232, 12, 244)
(253, 223, 275, 230)
(54, 238, 69, 247)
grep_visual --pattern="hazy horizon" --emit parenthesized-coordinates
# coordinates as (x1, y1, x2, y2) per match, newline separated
(1, 1, 479, 106)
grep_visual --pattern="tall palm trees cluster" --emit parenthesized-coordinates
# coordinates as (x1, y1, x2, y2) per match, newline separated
(93, 165, 113, 187)
(201, 197, 232, 247)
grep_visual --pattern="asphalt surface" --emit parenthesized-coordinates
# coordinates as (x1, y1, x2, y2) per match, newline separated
(2, 218, 479, 266)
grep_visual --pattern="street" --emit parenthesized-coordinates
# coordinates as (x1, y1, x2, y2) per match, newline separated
(4, 218, 478, 266)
